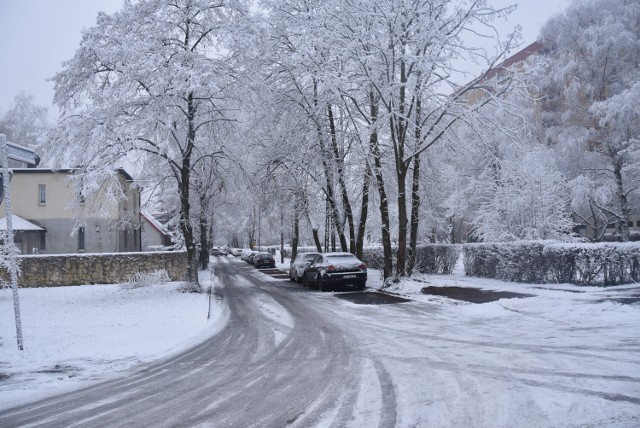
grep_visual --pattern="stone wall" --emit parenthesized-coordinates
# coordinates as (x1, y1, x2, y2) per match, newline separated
(0, 251, 188, 288)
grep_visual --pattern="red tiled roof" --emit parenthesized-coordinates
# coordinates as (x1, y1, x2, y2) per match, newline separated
(480, 41, 543, 82)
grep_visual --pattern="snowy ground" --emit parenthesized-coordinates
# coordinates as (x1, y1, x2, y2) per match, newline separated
(1, 255, 639, 426)
(0, 268, 226, 411)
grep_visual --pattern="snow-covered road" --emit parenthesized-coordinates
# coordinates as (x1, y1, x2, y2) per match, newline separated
(0, 258, 373, 426)
(1, 256, 639, 426)
(326, 289, 640, 426)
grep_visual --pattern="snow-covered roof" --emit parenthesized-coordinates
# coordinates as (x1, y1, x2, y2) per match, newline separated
(141, 210, 171, 237)
(0, 214, 45, 231)
(6, 142, 40, 166)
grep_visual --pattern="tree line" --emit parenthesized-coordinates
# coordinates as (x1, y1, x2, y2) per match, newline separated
(2, 0, 638, 286)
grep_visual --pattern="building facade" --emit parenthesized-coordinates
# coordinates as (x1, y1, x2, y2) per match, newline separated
(0, 168, 141, 254)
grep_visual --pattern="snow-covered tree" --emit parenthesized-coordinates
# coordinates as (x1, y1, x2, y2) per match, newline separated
(259, 0, 367, 256)
(539, 0, 640, 241)
(438, 72, 577, 243)
(46, 0, 249, 286)
(476, 147, 574, 241)
(0, 93, 50, 148)
(317, 0, 521, 278)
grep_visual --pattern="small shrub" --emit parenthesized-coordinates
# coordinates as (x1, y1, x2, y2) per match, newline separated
(122, 270, 170, 289)
(177, 281, 203, 293)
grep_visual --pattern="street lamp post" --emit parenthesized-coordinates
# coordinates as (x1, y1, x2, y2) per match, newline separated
(0, 134, 24, 350)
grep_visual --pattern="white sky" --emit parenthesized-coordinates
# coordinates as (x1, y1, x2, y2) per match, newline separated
(0, 0, 570, 119)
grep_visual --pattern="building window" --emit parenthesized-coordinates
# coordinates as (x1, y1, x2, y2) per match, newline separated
(38, 184, 46, 205)
(78, 227, 85, 251)
(39, 232, 46, 251)
(629, 221, 635, 228)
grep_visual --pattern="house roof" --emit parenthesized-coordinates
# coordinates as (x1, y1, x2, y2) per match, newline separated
(0, 214, 45, 231)
(6, 142, 40, 166)
(141, 210, 172, 237)
(480, 41, 543, 82)
(9, 168, 135, 181)
(454, 40, 544, 98)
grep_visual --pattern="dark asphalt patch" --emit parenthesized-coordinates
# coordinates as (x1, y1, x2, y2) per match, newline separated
(611, 297, 640, 305)
(335, 291, 410, 305)
(600, 293, 640, 305)
(36, 364, 79, 377)
(421, 286, 533, 303)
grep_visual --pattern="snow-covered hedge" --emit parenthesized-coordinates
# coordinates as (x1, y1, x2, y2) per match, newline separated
(412, 245, 461, 274)
(361, 245, 460, 275)
(463, 241, 548, 283)
(463, 241, 640, 286)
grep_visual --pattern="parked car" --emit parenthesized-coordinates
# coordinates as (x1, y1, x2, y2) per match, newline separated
(231, 248, 243, 257)
(254, 252, 276, 269)
(247, 251, 259, 265)
(210, 246, 225, 256)
(302, 252, 367, 292)
(241, 249, 253, 261)
(289, 252, 322, 283)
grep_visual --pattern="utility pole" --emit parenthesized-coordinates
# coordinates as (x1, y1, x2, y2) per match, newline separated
(1, 134, 24, 351)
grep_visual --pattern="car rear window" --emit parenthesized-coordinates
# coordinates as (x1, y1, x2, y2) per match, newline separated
(326, 255, 359, 264)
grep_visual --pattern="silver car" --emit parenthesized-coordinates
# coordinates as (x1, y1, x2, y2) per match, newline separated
(289, 252, 322, 283)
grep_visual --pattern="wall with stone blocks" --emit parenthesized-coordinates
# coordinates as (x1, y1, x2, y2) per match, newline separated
(0, 251, 188, 288)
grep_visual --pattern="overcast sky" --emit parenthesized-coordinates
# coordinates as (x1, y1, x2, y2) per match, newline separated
(0, 0, 571, 119)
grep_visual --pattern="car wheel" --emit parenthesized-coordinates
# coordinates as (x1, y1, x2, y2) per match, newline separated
(319, 279, 328, 292)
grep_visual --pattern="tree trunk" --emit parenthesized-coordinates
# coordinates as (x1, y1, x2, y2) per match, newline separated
(280, 208, 285, 263)
(391, 52, 410, 277)
(395, 163, 408, 276)
(312, 80, 348, 252)
(291, 207, 299, 263)
(407, 154, 421, 275)
(369, 91, 393, 279)
(355, 164, 371, 260)
(327, 104, 356, 253)
(312, 228, 322, 252)
(589, 200, 605, 242)
(407, 88, 423, 275)
(613, 157, 630, 241)
(181, 92, 199, 287)
(198, 190, 209, 271)
(303, 189, 323, 252)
